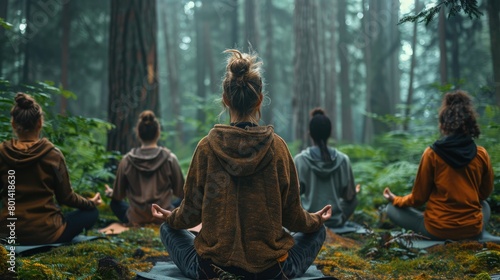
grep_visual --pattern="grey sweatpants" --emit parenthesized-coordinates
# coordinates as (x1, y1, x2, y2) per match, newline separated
(385, 200, 491, 240)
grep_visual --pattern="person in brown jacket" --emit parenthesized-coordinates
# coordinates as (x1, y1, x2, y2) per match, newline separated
(383, 90, 495, 241)
(0, 93, 101, 245)
(104, 110, 184, 226)
(151, 49, 332, 279)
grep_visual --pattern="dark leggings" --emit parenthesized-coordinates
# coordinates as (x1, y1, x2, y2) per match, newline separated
(55, 208, 99, 243)
(110, 199, 129, 224)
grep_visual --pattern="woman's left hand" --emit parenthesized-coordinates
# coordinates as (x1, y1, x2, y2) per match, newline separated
(152, 203, 172, 221)
(314, 204, 332, 223)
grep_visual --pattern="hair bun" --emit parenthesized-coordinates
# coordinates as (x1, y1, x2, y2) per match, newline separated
(15, 93, 35, 109)
(310, 108, 326, 118)
(139, 110, 156, 124)
(229, 59, 250, 78)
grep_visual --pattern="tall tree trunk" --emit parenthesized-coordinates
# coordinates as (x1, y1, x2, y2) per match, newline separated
(294, 0, 320, 148)
(323, 1, 337, 141)
(487, 0, 500, 106)
(162, 4, 182, 143)
(203, 23, 217, 94)
(338, 0, 354, 143)
(60, 1, 70, 115)
(450, 15, 461, 84)
(0, 0, 8, 77)
(389, 0, 401, 119)
(361, 0, 373, 143)
(195, 3, 206, 124)
(231, 0, 238, 48)
(22, 0, 31, 83)
(107, 0, 159, 154)
(404, 0, 420, 131)
(244, 0, 259, 50)
(367, 0, 399, 137)
(263, 0, 274, 125)
(438, 8, 448, 85)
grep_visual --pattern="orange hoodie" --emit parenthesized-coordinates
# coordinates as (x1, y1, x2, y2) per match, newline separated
(393, 146, 493, 240)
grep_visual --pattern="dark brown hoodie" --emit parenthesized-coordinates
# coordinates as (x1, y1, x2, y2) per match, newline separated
(167, 125, 322, 273)
(112, 147, 185, 225)
(0, 138, 95, 244)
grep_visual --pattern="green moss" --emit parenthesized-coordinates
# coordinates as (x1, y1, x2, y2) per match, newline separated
(473, 272, 492, 280)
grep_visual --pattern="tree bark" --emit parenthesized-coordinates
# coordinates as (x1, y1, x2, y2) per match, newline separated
(294, 0, 320, 148)
(438, 8, 448, 85)
(487, 0, 500, 106)
(361, 0, 373, 143)
(324, 1, 337, 141)
(244, 0, 259, 50)
(22, 0, 31, 83)
(403, 0, 420, 131)
(107, 0, 159, 154)
(162, 4, 182, 143)
(231, 0, 238, 48)
(450, 15, 461, 84)
(60, 1, 70, 115)
(338, 0, 354, 143)
(195, 2, 206, 124)
(263, 0, 274, 125)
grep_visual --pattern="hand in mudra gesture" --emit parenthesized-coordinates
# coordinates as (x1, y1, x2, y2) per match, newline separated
(151, 204, 172, 221)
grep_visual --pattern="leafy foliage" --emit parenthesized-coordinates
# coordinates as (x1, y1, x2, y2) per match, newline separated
(0, 79, 119, 194)
(0, 17, 12, 30)
(399, 0, 483, 25)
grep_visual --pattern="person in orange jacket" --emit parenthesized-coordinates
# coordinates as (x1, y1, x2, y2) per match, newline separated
(383, 90, 494, 241)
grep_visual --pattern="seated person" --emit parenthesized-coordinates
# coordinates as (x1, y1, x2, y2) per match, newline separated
(294, 108, 359, 228)
(105, 110, 184, 226)
(151, 49, 332, 279)
(0, 93, 101, 245)
(383, 90, 494, 241)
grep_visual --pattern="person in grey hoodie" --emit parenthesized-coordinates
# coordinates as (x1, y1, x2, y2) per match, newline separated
(104, 110, 184, 226)
(294, 108, 359, 228)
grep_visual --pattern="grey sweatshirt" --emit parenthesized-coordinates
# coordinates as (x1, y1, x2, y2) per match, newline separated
(294, 146, 357, 227)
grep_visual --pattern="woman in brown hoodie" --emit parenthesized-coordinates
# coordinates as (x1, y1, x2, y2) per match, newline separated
(383, 90, 495, 241)
(104, 110, 185, 226)
(0, 93, 101, 245)
(151, 50, 332, 279)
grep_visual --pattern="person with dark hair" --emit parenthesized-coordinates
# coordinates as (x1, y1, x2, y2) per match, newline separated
(294, 108, 359, 228)
(383, 90, 495, 241)
(0, 93, 101, 244)
(104, 110, 184, 226)
(151, 49, 332, 279)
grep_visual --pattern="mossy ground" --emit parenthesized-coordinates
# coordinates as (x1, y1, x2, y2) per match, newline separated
(1, 206, 499, 280)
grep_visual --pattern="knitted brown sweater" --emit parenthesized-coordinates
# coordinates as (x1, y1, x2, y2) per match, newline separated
(167, 125, 323, 273)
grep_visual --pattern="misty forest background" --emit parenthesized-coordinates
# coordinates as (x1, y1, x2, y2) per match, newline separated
(0, 0, 499, 214)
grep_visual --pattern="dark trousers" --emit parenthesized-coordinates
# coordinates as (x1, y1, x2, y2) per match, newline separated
(55, 208, 99, 243)
(110, 199, 129, 224)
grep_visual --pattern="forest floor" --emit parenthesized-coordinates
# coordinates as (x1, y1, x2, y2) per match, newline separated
(1, 205, 500, 280)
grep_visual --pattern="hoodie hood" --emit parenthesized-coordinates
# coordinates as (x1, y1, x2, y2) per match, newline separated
(299, 147, 344, 178)
(207, 125, 274, 177)
(430, 134, 477, 168)
(126, 147, 171, 172)
(0, 138, 54, 168)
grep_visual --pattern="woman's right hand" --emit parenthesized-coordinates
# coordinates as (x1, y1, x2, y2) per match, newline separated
(383, 187, 395, 203)
(152, 204, 172, 221)
(89, 193, 102, 206)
